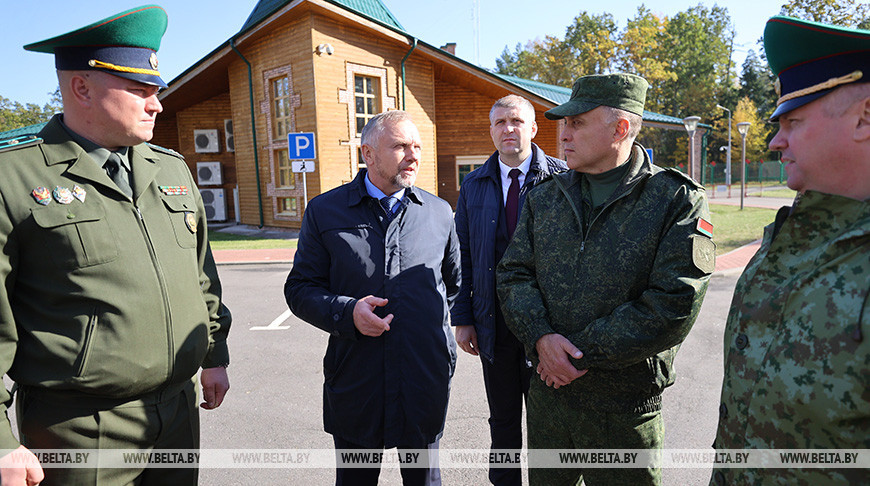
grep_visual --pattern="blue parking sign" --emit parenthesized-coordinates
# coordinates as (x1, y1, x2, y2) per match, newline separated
(287, 132, 316, 160)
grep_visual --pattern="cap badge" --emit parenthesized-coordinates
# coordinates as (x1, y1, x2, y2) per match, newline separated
(149, 52, 159, 70)
(53, 186, 74, 204)
(31, 187, 51, 205)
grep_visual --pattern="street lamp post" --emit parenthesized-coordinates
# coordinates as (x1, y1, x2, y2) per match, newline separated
(716, 104, 732, 185)
(683, 116, 701, 181)
(737, 122, 751, 210)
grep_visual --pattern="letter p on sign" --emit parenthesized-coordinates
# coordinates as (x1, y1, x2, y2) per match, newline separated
(287, 132, 316, 160)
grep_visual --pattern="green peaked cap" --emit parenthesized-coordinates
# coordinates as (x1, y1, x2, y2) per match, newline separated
(23, 5, 169, 87)
(545, 73, 649, 120)
(24, 5, 167, 53)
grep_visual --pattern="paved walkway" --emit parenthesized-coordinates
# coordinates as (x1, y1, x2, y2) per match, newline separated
(213, 248, 295, 265)
(713, 239, 761, 273)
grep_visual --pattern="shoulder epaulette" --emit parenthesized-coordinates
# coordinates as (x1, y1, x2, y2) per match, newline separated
(146, 142, 185, 159)
(0, 136, 43, 154)
(662, 167, 705, 190)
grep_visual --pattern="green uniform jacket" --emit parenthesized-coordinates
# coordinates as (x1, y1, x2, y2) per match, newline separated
(711, 191, 869, 485)
(497, 143, 714, 412)
(0, 116, 231, 450)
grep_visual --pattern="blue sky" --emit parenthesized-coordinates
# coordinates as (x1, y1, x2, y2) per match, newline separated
(3, 0, 786, 105)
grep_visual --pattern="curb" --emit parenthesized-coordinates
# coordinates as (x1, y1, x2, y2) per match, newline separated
(216, 260, 293, 266)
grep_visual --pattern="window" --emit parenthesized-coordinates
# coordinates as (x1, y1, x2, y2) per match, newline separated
(277, 197, 297, 216)
(272, 76, 293, 140)
(456, 156, 487, 189)
(275, 149, 296, 189)
(354, 75, 380, 136)
(338, 64, 395, 181)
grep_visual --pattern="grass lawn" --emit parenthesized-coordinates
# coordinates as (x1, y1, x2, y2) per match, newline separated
(709, 205, 775, 255)
(749, 188, 796, 199)
(207, 230, 297, 250)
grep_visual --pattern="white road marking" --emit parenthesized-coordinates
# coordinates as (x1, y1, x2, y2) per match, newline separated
(251, 309, 292, 330)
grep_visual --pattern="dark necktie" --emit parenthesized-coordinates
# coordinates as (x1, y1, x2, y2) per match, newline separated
(505, 168, 521, 237)
(104, 152, 133, 198)
(380, 196, 398, 221)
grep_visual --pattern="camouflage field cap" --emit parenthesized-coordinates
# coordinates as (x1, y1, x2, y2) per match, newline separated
(545, 73, 648, 120)
(764, 16, 870, 121)
(24, 5, 169, 88)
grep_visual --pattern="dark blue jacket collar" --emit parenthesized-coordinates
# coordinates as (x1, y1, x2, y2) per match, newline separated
(347, 168, 424, 207)
(480, 142, 556, 184)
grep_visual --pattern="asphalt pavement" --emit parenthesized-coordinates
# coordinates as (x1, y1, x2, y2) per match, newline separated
(199, 195, 794, 484)
(196, 264, 741, 485)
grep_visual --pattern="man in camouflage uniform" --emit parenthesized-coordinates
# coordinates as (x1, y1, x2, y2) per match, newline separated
(497, 73, 714, 486)
(710, 17, 870, 486)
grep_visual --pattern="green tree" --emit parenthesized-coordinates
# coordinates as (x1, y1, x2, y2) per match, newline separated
(651, 5, 734, 167)
(495, 11, 620, 87)
(738, 50, 776, 121)
(733, 96, 771, 164)
(563, 12, 619, 76)
(616, 5, 676, 114)
(495, 36, 575, 87)
(0, 93, 61, 133)
(779, 0, 870, 27)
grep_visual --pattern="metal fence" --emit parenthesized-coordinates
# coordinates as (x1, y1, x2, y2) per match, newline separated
(703, 160, 786, 186)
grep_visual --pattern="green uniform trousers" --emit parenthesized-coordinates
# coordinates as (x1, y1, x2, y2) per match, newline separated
(527, 378, 663, 486)
(16, 380, 199, 486)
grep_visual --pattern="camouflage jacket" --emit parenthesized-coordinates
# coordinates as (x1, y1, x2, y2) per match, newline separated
(711, 191, 870, 485)
(497, 143, 713, 412)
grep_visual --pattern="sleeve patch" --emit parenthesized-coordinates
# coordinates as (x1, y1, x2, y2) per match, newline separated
(692, 236, 716, 274)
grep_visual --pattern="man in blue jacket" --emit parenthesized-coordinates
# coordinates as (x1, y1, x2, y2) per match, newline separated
(285, 110, 460, 486)
(451, 95, 566, 486)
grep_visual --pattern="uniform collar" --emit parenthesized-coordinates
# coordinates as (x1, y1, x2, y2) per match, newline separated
(58, 115, 131, 171)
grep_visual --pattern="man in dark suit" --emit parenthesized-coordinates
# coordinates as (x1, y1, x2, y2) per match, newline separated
(285, 110, 460, 486)
(451, 95, 565, 486)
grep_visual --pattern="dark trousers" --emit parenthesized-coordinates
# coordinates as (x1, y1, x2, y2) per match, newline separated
(16, 380, 199, 486)
(480, 317, 533, 486)
(333, 436, 441, 486)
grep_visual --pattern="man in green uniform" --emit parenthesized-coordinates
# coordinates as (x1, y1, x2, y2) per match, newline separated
(0, 5, 231, 485)
(497, 73, 714, 486)
(710, 17, 870, 486)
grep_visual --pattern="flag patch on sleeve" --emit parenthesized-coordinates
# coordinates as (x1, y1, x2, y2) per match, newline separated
(696, 218, 713, 238)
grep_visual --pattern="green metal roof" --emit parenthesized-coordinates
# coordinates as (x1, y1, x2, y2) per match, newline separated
(240, 0, 404, 34)
(0, 122, 46, 142)
(496, 74, 711, 129)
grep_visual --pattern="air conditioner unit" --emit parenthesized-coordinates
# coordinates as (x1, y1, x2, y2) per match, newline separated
(199, 188, 227, 221)
(193, 129, 219, 153)
(197, 161, 222, 186)
(224, 119, 235, 152)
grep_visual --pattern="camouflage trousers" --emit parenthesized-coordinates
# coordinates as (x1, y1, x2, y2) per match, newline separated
(527, 378, 663, 486)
